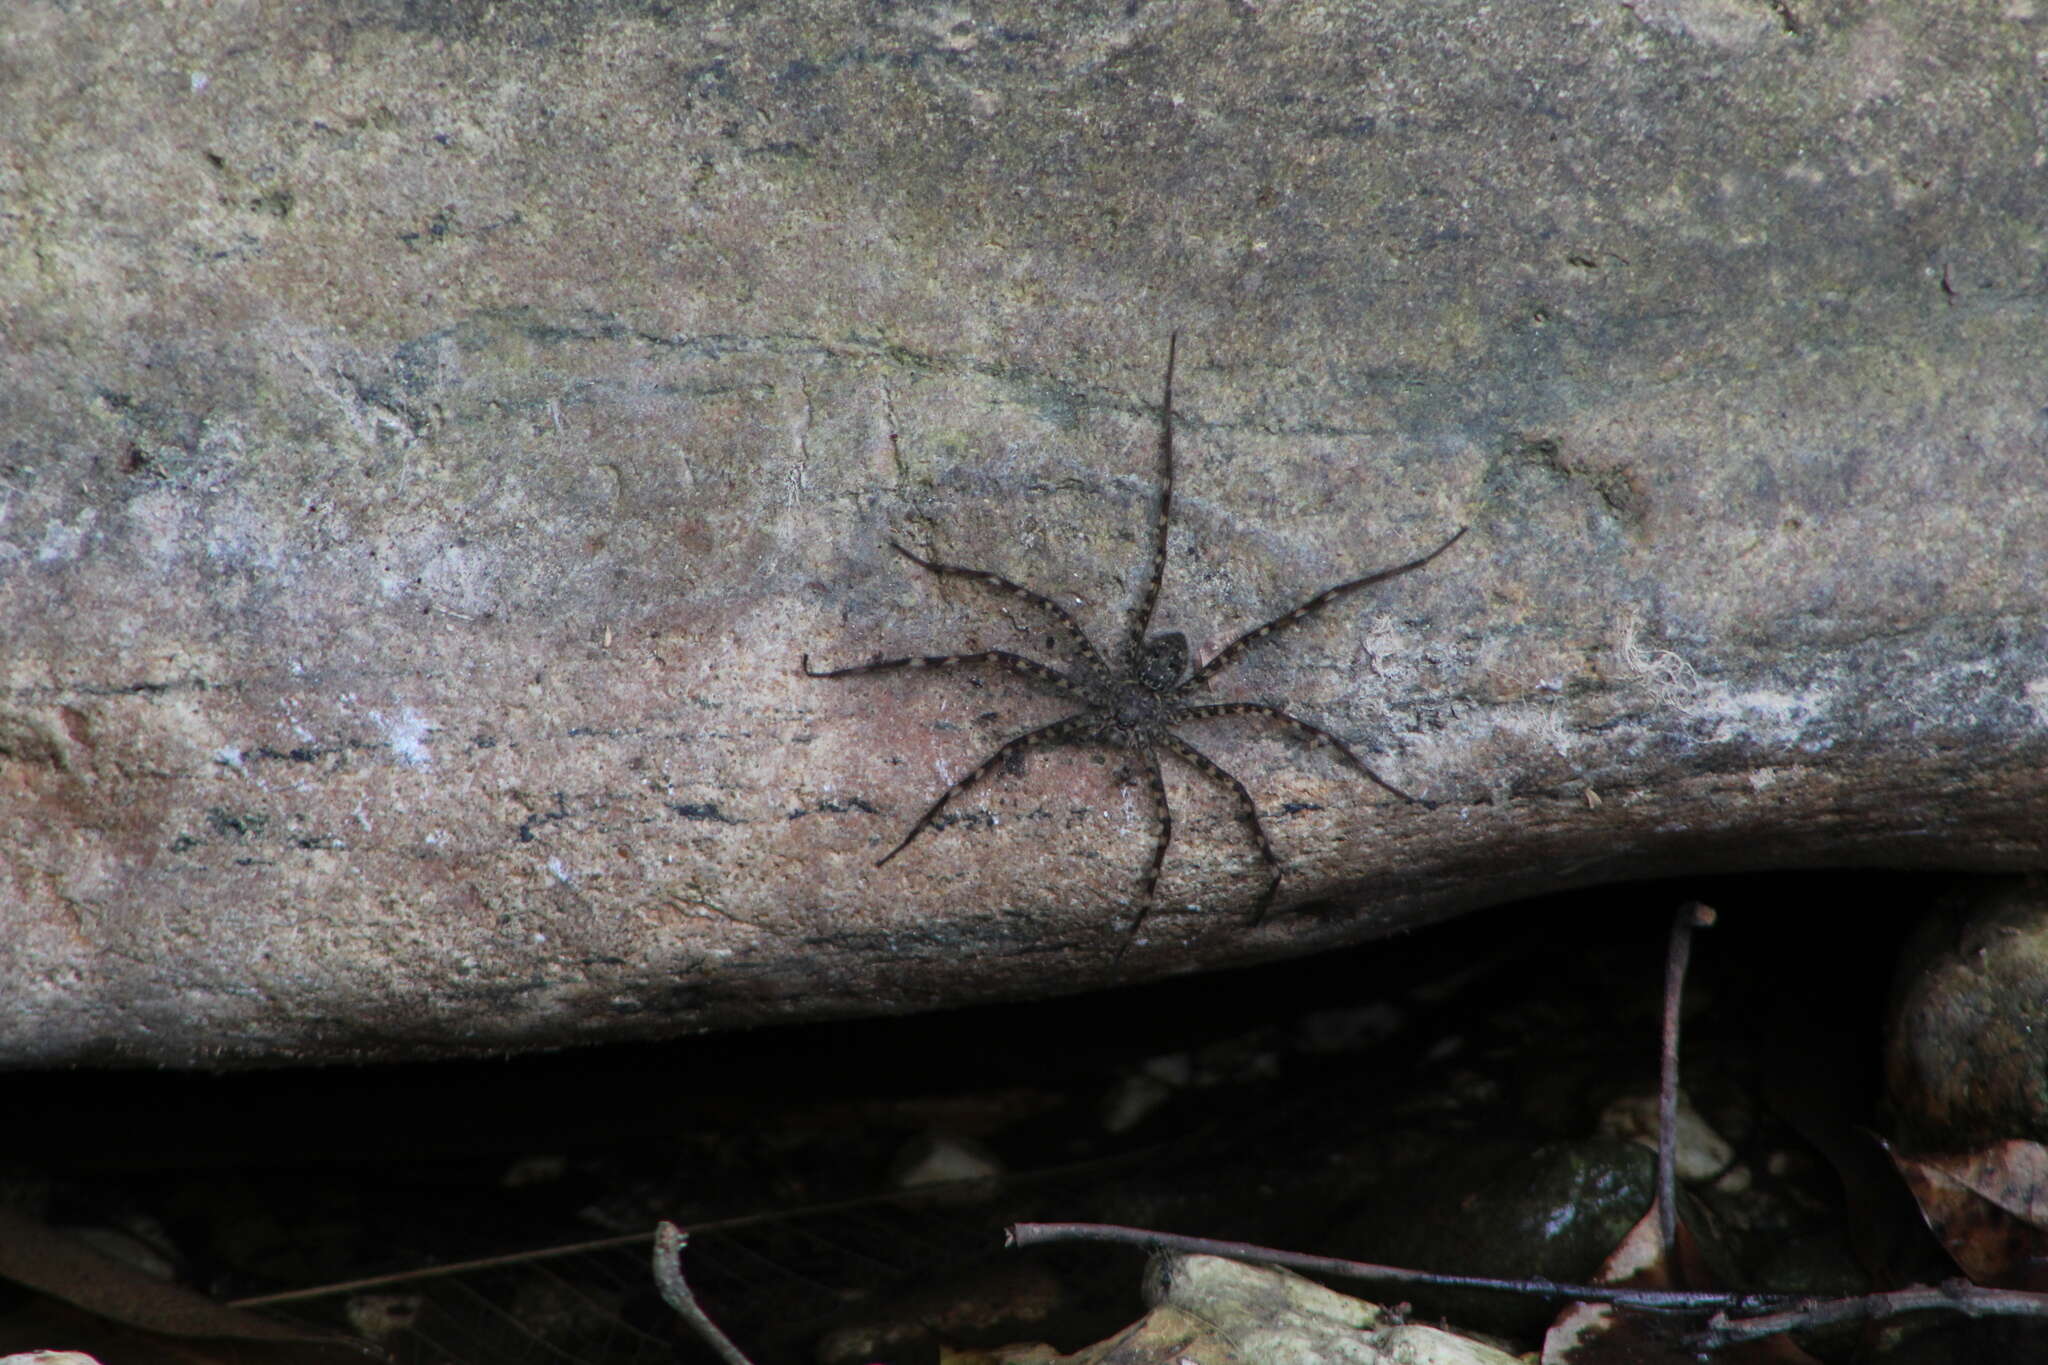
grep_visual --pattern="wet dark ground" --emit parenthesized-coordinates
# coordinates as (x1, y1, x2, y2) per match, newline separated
(2, 870, 2016, 1364)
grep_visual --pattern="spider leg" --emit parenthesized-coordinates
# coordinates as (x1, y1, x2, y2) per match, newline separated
(875, 713, 1093, 868)
(802, 649, 1081, 699)
(1188, 525, 1467, 687)
(1178, 702, 1427, 806)
(1114, 748, 1174, 958)
(886, 541, 1109, 672)
(1159, 731, 1283, 927)
(1126, 332, 1178, 655)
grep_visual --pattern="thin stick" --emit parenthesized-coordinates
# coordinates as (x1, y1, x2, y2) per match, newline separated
(231, 1152, 1153, 1309)
(1696, 1281, 2048, 1350)
(1658, 901, 1716, 1265)
(1005, 1222, 1791, 1316)
(652, 1222, 757, 1365)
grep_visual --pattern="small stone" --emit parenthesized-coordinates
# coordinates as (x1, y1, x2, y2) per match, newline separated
(890, 1132, 1005, 1190)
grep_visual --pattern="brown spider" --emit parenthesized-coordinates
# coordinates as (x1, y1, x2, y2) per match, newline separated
(803, 335, 1464, 945)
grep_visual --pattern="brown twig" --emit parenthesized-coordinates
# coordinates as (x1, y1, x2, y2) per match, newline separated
(651, 1221, 757, 1365)
(230, 1151, 1153, 1309)
(1696, 1280, 2048, 1350)
(1005, 1221, 1791, 1315)
(1014, 901, 2048, 1355)
(1659, 900, 1716, 1263)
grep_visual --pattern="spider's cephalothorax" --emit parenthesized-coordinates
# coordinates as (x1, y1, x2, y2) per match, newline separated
(803, 335, 1465, 948)
(1133, 631, 1190, 693)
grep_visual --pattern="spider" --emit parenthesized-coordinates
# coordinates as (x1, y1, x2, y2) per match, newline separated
(803, 335, 1465, 946)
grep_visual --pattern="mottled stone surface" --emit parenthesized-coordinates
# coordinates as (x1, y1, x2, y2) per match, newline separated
(3, 1, 2045, 1065)
(1887, 878, 2048, 1149)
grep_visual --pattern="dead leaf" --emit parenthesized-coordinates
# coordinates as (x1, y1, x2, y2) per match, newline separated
(1542, 1202, 1821, 1365)
(0, 1207, 373, 1364)
(1887, 1139, 2048, 1290)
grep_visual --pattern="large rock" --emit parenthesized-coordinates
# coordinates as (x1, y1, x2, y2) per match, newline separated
(3, 1, 2044, 1065)
(1887, 879, 2048, 1150)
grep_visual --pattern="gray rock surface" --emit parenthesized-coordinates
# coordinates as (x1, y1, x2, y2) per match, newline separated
(3, 1, 2045, 1065)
